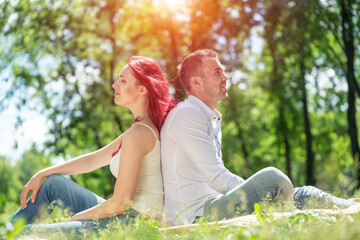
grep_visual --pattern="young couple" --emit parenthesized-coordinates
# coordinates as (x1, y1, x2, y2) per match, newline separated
(8, 50, 359, 233)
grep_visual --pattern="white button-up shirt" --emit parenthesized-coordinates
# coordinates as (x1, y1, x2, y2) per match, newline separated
(161, 95, 244, 225)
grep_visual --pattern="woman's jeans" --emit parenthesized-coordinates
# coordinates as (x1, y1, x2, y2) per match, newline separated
(203, 167, 358, 221)
(8, 175, 138, 233)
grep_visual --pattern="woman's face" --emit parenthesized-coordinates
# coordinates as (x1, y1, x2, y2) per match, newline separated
(112, 64, 141, 107)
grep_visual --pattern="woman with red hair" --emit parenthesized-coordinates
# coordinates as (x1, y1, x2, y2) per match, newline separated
(8, 56, 175, 234)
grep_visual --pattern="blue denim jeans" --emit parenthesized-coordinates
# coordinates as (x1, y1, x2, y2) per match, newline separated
(293, 185, 357, 209)
(203, 167, 358, 221)
(8, 175, 138, 234)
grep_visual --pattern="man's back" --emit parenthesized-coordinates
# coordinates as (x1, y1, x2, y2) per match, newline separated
(161, 96, 243, 225)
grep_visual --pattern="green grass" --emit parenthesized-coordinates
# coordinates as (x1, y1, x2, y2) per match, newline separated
(2, 205, 360, 240)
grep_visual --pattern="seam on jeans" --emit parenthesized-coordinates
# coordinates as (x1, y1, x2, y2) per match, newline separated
(50, 192, 82, 213)
(27, 198, 46, 223)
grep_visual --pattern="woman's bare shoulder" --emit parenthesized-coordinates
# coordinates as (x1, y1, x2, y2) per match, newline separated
(130, 122, 159, 137)
(121, 123, 158, 152)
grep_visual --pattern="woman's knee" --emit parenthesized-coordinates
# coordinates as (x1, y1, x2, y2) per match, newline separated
(42, 175, 65, 190)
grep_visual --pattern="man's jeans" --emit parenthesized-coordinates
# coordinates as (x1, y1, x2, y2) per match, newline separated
(203, 167, 358, 221)
(8, 175, 138, 233)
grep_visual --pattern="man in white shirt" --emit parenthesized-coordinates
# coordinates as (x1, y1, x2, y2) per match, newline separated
(161, 49, 359, 226)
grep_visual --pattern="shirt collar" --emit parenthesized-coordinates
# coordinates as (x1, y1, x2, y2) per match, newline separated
(187, 95, 222, 121)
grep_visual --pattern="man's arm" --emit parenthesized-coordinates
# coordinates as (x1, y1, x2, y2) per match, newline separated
(168, 107, 243, 194)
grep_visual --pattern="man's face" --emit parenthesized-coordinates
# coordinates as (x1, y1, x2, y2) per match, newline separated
(198, 57, 229, 108)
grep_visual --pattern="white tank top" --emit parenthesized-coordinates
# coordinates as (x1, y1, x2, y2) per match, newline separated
(109, 123, 162, 218)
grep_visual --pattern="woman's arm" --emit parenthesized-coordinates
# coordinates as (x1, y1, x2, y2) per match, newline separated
(20, 133, 124, 209)
(70, 125, 156, 220)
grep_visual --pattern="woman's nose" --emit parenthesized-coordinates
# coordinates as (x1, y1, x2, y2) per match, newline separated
(112, 81, 118, 89)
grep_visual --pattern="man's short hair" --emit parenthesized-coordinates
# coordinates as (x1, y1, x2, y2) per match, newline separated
(178, 49, 218, 93)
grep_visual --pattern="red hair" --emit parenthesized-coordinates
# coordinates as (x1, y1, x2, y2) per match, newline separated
(128, 56, 176, 130)
(112, 56, 175, 157)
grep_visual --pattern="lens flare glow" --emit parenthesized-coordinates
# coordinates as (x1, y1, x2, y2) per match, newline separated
(154, 0, 186, 11)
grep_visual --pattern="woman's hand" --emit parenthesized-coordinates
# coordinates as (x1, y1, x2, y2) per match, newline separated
(69, 213, 81, 222)
(20, 173, 44, 209)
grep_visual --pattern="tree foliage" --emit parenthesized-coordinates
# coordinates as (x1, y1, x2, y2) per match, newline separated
(0, 0, 359, 212)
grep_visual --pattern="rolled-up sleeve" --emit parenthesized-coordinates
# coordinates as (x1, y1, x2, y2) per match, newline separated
(168, 107, 243, 194)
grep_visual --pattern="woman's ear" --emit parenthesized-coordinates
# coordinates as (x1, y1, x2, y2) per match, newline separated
(138, 85, 148, 95)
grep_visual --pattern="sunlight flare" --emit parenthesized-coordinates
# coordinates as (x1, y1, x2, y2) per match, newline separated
(154, 0, 187, 11)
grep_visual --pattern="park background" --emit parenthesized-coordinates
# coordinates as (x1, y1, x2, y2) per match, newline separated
(0, 0, 359, 224)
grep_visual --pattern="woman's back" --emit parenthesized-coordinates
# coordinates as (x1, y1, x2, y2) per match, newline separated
(110, 123, 162, 218)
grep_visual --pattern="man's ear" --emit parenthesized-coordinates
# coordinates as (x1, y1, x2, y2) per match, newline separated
(190, 76, 201, 89)
(138, 85, 148, 95)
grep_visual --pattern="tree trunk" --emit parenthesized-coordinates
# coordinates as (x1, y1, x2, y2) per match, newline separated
(278, 103, 292, 181)
(284, 132, 292, 181)
(340, 0, 360, 187)
(227, 90, 251, 170)
(267, 24, 293, 179)
(300, 58, 315, 186)
(159, 13, 186, 102)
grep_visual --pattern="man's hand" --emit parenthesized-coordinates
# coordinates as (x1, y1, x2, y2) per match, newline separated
(20, 174, 43, 209)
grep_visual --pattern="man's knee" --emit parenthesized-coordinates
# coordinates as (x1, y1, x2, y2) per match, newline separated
(262, 167, 292, 184)
(262, 167, 294, 199)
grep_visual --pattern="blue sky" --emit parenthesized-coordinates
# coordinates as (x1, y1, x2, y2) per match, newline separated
(0, 102, 48, 165)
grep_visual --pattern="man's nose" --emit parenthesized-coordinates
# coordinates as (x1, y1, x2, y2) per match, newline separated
(223, 73, 229, 81)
